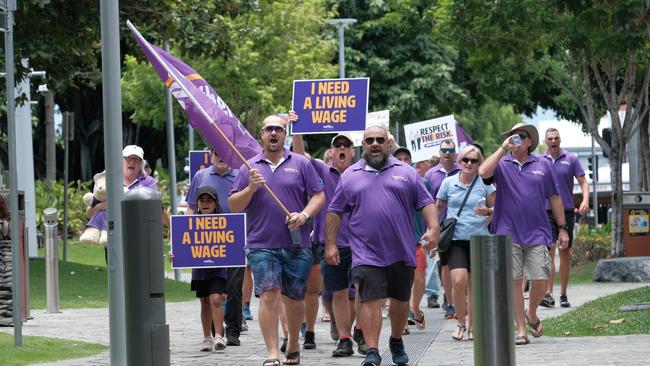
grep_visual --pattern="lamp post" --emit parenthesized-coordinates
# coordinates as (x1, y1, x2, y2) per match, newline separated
(326, 18, 357, 78)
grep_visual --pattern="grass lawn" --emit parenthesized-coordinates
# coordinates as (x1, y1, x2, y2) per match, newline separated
(544, 286, 650, 337)
(559, 260, 598, 285)
(30, 241, 194, 309)
(0, 332, 107, 366)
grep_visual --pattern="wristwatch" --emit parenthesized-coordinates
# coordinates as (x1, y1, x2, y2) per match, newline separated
(300, 211, 310, 220)
(558, 224, 568, 231)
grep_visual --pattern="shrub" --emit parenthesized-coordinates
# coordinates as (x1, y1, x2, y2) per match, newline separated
(35, 179, 92, 237)
(571, 223, 611, 266)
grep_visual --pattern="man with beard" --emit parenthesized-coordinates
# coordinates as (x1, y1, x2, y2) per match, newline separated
(186, 149, 245, 346)
(229, 115, 325, 366)
(424, 140, 460, 316)
(326, 126, 439, 366)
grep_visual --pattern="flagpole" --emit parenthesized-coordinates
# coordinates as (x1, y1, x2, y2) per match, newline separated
(127, 21, 291, 217)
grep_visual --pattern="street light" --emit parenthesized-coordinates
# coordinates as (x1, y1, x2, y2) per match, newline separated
(326, 18, 357, 78)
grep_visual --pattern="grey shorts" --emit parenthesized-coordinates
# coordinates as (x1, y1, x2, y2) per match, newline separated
(511, 244, 550, 281)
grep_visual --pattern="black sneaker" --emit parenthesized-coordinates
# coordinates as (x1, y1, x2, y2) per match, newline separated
(389, 337, 409, 365)
(226, 336, 241, 346)
(361, 348, 382, 366)
(427, 295, 440, 308)
(560, 294, 571, 308)
(303, 330, 316, 349)
(444, 304, 456, 319)
(540, 293, 555, 308)
(353, 328, 368, 355)
(332, 338, 354, 357)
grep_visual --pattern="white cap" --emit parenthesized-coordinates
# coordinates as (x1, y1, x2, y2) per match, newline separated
(122, 145, 144, 160)
(330, 133, 354, 146)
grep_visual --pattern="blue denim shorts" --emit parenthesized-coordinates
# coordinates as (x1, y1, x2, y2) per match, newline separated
(247, 248, 313, 301)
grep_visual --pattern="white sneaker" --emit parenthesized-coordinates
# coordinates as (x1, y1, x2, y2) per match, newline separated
(200, 336, 213, 352)
(213, 335, 227, 351)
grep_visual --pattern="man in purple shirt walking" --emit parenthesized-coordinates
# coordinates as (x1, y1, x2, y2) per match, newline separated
(326, 126, 439, 366)
(539, 128, 590, 308)
(229, 115, 325, 366)
(479, 123, 569, 345)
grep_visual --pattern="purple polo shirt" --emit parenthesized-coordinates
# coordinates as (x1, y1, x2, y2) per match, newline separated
(424, 163, 460, 221)
(310, 159, 350, 247)
(490, 154, 559, 246)
(230, 149, 324, 249)
(86, 173, 159, 230)
(540, 149, 585, 211)
(186, 166, 238, 213)
(328, 156, 434, 267)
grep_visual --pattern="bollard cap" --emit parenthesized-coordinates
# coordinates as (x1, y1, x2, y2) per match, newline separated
(43, 207, 58, 225)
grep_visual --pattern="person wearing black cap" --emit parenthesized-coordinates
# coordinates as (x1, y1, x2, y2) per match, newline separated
(169, 185, 228, 352)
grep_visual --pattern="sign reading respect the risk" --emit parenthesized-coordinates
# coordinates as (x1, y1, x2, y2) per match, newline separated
(403, 115, 459, 163)
(291, 78, 369, 134)
(170, 213, 247, 269)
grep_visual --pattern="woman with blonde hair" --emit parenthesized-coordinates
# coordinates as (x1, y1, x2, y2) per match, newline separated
(435, 144, 495, 341)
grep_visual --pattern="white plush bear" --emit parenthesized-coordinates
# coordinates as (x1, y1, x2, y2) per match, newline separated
(79, 171, 108, 245)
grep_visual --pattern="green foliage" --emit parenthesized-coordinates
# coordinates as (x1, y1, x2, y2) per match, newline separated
(454, 101, 522, 154)
(572, 223, 612, 266)
(34, 180, 92, 236)
(544, 286, 650, 337)
(0, 332, 107, 366)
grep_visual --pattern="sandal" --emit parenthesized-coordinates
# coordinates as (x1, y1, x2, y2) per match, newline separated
(414, 311, 426, 330)
(452, 324, 466, 341)
(321, 314, 331, 322)
(284, 351, 300, 365)
(515, 335, 529, 345)
(468, 329, 474, 341)
(403, 325, 410, 335)
(262, 359, 281, 366)
(525, 312, 544, 338)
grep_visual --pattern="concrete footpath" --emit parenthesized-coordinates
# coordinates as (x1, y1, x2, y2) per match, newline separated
(1, 282, 648, 365)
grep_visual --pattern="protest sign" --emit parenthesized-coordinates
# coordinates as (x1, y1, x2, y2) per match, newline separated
(403, 115, 459, 163)
(291, 78, 369, 134)
(170, 213, 247, 269)
(188, 150, 212, 180)
(349, 110, 390, 146)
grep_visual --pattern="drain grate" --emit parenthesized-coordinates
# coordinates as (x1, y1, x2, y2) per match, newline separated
(378, 308, 446, 365)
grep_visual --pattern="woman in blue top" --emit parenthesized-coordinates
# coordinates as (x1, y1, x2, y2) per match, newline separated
(436, 145, 496, 341)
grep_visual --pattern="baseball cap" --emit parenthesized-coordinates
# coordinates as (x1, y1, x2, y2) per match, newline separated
(196, 185, 219, 204)
(330, 133, 354, 147)
(122, 145, 144, 160)
(393, 147, 412, 159)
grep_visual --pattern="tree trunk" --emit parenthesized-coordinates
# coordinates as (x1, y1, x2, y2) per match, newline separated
(641, 114, 650, 191)
(44, 91, 56, 181)
(610, 145, 626, 257)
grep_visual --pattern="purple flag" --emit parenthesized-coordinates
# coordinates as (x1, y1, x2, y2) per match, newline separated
(455, 124, 474, 147)
(128, 21, 262, 169)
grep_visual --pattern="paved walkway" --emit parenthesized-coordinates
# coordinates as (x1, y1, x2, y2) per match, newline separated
(2, 281, 649, 365)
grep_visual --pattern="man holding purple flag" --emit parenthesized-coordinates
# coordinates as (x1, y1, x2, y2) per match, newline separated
(229, 115, 325, 366)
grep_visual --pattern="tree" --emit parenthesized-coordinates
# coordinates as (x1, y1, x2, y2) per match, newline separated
(439, 0, 650, 256)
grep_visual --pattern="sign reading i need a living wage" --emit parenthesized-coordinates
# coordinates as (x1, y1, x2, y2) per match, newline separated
(291, 78, 369, 134)
(189, 150, 212, 181)
(349, 110, 390, 147)
(403, 115, 459, 163)
(170, 213, 247, 269)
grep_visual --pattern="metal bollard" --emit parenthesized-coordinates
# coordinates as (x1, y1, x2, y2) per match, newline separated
(122, 188, 170, 366)
(471, 235, 515, 366)
(43, 207, 60, 313)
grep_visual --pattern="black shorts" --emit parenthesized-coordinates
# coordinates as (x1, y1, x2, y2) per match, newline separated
(439, 250, 449, 266)
(320, 246, 353, 293)
(447, 240, 471, 272)
(547, 210, 575, 248)
(352, 262, 414, 303)
(311, 241, 323, 265)
(191, 277, 227, 298)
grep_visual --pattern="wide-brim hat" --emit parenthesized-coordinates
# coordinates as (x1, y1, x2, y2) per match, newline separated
(330, 133, 354, 147)
(500, 123, 539, 154)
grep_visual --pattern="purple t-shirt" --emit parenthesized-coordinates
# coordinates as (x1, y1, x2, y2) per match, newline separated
(490, 154, 559, 246)
(328, 156, 434, 267)
(540, 149, 585, 211)
(86, 173, 159, 230)
(230, 149, 325, 249)
(310, 159, 350, 247)
(424, 163, 460, 222)
(186, 166, 238, 213)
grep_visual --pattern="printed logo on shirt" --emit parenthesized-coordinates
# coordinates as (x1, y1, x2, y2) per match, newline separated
(531, 170, 545, 176)
(560, 161, 570, 166)
(392, 175, 408, 182)
(283, 167, 299, 173)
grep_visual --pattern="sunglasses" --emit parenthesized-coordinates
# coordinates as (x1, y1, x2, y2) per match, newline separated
(461, 157, 479, 164)
(332, 141, 353, 148)
(440, 147, 456, 154)
(364, 137, 386, 145)
(517, 132, 529, 139)
(263, 125, 285, 133)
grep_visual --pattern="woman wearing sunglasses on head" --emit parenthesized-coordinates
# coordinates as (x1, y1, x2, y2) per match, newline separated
(434, 145, 496, 341)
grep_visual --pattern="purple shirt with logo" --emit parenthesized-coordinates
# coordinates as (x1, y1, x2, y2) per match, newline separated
(86, 173, 158, 230)
(328, 156, 434, 267)
(424, 163, 460, 222)
(540, 149, 585, 211)
(490, 154, 559, 246)
(311, 159, 350, 247)
(230, 149, 325, 249)
(186, 166, 238, 213)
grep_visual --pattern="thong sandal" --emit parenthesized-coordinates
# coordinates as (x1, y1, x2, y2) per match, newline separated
(452, 324, 466, 341)
(284, 351, 300, 365)
(414, 311, 426, 330)
(468, 328, 474, 341)
(525, 312, 544, 338)
(262, 359, 281, 366)
(515, 335, 530, 345)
